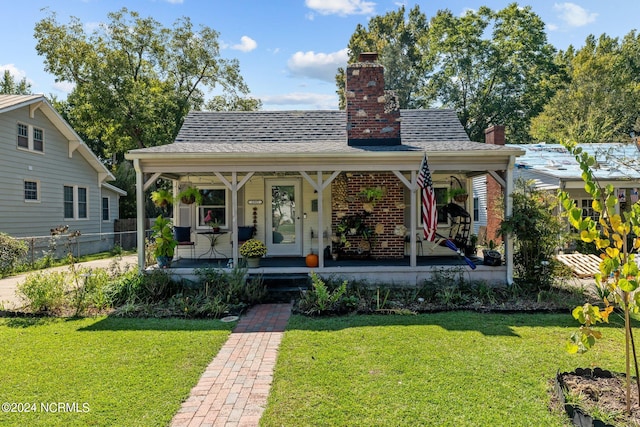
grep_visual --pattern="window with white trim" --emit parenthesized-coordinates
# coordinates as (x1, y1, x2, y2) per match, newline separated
(64, 185, 89, 219)
(24, 180, 39, 202)
(580, 199, 599, 223)
(197, 188, 228, 229)
(17, 123, 44, 152)
(17, 124, 28, 148)
(102, 197, 110, 221)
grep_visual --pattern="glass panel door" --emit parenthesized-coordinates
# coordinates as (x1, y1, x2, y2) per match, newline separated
(266, 179, 302, 256)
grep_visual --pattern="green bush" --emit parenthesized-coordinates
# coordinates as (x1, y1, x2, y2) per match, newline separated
(0, 233, 28, 277)
(297, 272, 347, 315)
(17, 271, 68, 313)
(498, 178, 569, 292)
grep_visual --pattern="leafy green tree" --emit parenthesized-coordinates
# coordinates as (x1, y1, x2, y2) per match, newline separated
(425, 4, 562, 143)
(335, 5, 431, 109)
(498, 178, 568, 292)
(531, 32, 640, 143)
(34, 8, 253, 162)
(561, 142, 640, 412)
(205, 93, 262, 111)
(0, 70, 32, 94)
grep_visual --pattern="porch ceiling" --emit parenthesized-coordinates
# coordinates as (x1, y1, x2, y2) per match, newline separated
(128, 148, 523, 176)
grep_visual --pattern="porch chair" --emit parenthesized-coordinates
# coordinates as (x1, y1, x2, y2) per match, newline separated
(232, 225, 257, 248)
(405, 232, 425, 255)
(174, 226, 195, 259)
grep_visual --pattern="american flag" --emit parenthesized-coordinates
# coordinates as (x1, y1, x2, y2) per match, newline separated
(418, 153, 437, 241)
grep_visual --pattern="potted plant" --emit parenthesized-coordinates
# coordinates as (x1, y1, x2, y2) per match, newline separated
(239, 238, 267, 268)
(203, 210, 221, 232)
(151, 188, 174, 207)
(359, 187, 384, 212)
(447, 187, 468, 203)
(177, 186, 203, 205)
(465, 234, 478, 257)
(150, 215, 177, 268)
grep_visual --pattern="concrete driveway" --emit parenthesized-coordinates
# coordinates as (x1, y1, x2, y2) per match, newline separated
(0, 254, 139, 310)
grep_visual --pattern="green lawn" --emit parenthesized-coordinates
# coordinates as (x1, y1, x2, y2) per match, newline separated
(0, 316, 233, 427)
(262, 312, 629, 427)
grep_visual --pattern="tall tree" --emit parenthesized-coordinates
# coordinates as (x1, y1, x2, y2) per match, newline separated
(425, 3, 562, 143)
(34, 8, 255, 162)
(335, 5, 431, 109)
(531, 32, 640, 143)
(0, 70, 32, 94)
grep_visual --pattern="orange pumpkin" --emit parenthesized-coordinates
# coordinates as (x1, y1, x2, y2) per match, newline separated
(305, 252, 319, 268)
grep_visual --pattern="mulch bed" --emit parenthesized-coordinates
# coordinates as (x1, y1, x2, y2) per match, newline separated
(556, 368, 640, 427)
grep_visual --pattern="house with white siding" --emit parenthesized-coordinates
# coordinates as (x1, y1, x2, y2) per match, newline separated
(0, 94, 125, 258)
(126, 53, 524, 285)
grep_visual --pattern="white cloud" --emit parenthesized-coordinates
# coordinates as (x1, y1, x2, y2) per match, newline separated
(553, 3, 597, 27)
(165, 0, 184, 4)
(287, 48, 349, 82)
(261, 92, 339, 110)
(53, 81, 75, 94)
(231, 36, 257, 52)
(0, 64, 27, 81)
(305, 0, 375, 16)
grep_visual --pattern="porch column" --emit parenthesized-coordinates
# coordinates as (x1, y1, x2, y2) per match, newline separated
(393, 170, 417, 267)
(215, 172, 253, 267)
(301, 171, 341, 269)
(133, 159, 145, 272)
(505, 156, 515, 285)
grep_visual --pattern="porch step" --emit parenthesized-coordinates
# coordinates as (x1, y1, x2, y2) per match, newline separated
(250, 273, 310, 302)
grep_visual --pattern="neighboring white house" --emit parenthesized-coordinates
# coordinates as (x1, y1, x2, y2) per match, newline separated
(473, 142, 640, 242)
(510, 143, 640, 214)
(0, 94, 126, 258)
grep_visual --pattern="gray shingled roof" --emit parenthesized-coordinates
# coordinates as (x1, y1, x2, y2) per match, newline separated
(129, 109, 514, 155)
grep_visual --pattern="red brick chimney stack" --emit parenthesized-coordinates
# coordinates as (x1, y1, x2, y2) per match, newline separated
(346, 52, 401, 146)
(484, 125, 506, 245)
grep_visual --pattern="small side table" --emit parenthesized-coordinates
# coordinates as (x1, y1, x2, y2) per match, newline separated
(197, 231, 228, 259)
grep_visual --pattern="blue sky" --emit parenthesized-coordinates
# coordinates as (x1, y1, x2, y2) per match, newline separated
(1, 0, 637, 110)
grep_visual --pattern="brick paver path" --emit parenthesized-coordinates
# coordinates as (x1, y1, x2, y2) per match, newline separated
(170, 303, 292, 427)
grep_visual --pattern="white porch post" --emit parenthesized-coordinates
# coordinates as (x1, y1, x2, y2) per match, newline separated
(393, 170, 417, 267)
(409, 171, 417, 267)
(316, 171, 325, 268)
(133, 159, 145, 272)
(505, 156, 515, 285)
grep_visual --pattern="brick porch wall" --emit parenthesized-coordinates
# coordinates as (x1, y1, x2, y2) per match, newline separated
(332, 172, 405, 259)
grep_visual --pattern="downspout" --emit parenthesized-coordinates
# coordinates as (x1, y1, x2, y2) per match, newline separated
(133, 159, 146, 272)
(505, 155, 515, 285)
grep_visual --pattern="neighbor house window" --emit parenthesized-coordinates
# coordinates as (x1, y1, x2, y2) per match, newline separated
(17, 123, 44, 152)
(197, 188, 227, 228)
(24, 180, 39, 202)
(102, 197, 110, 221)
(580, 199, 599, 223)
(473, 197, 479, 222)
(33, 127, 44, 152)
(17, 124, 28, 148)
(64, 185, 88, 219)
(64, 186, 74, 218)
(78, 187, 87, 219)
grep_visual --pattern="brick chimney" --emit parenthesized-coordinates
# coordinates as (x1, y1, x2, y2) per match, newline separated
(346, 52, 401, 146)
(484, 125, 506, 245)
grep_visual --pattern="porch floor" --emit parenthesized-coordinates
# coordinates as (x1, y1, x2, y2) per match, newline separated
(170, 255, 486, 269)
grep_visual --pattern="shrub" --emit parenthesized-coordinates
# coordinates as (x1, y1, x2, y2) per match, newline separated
(0, 233, 28, 277)
(297, 272, 347, 315)
(498, 178, 569, 292)
(17, 271, 68, 313)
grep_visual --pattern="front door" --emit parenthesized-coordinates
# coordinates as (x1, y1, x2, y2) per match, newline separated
(266, 179, 302, 256)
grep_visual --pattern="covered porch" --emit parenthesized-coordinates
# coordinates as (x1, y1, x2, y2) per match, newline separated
(160, 254, 506, 287)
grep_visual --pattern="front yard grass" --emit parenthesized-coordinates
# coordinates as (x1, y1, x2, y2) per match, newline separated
(262, 311, 629, 426)
(0, 316, 233, 427)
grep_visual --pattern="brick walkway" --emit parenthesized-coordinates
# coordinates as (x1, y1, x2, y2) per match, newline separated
(170, 303, 292, 427)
